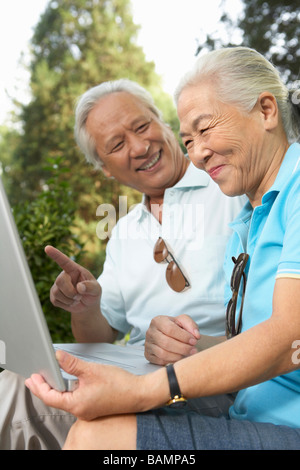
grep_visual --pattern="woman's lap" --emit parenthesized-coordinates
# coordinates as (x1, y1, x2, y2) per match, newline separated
(136, 407, 300, 450)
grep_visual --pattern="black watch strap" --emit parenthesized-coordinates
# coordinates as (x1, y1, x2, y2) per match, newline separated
(165, 364, 187, 408)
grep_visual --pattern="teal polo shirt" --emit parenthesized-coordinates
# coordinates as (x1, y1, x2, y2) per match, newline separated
(224, 143, 300, 427)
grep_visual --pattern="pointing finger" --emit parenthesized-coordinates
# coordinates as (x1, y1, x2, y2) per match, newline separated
(45, 245, 79, 274)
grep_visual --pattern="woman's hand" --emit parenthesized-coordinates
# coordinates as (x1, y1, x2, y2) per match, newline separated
(25, 350, 169, 421)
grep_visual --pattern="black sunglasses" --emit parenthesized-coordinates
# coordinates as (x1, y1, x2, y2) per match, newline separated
(226, 253, 249, 339)
(153, 237, 190, 292)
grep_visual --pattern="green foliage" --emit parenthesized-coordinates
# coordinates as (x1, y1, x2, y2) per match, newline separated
(236, 0, 299, 85)
(2, 0, 180, 342)
(9, 0, 177, 206)
(0, 125, 22, 195)
(196, 0, 300, 86)
(6, 0, 178, 269)
(13, 157, 84, 342)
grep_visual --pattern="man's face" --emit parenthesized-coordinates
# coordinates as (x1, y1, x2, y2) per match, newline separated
(86, 92, 186, 197)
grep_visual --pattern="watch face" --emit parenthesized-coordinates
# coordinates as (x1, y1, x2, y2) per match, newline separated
(169, 400, 187, 409)
(168, 396, 188, 408)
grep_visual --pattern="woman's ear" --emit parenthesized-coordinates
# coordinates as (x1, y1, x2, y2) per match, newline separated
(257, 92, 279, 131)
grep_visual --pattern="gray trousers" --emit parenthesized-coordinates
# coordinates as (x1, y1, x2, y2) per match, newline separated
(0, 370, 76, 450)
(0, 369, 234, 450)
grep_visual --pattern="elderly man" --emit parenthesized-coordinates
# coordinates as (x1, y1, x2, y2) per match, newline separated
(0, 79, 244, 449)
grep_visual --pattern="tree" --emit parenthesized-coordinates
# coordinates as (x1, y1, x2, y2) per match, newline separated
(1, 0, 180, 341)
(9, 0, 178, 211)
(0, 125, 21, 184)
(196, 0, 300, 85)
(12, 157, 84, 342)
(4, 0, 179, 280)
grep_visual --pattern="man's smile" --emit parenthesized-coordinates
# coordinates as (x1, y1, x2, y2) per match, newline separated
(137, 151, 161, 171)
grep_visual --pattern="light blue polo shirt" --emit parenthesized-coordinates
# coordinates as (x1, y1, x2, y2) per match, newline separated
(224, 143, 300, 427)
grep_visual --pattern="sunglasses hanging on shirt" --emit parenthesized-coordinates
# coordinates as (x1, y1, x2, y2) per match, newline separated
(153, 237, 190, 293)
(226, 253, 249, 339)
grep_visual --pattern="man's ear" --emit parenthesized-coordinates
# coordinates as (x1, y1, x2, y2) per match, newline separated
(101, 165, 112, 178)
(257, 92, 279, 131)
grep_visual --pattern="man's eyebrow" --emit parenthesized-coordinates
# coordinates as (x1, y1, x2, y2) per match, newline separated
(104, 115, 151, 152)
(131, 115, 150, 126)
(180, 114, 213, 137)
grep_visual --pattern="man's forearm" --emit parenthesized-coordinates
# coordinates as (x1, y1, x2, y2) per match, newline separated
(71, 306, 118, 343)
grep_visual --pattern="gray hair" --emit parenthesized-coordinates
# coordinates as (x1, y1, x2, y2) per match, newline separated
(74, 79, 163, 169)
(175, 46, 300, 143)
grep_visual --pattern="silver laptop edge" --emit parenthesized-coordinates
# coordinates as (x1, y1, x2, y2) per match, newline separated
(0, 176, 159, 392)
(0, 176, 68, 390)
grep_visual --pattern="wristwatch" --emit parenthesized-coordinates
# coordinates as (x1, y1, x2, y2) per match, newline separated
(165, 363, 187, 408)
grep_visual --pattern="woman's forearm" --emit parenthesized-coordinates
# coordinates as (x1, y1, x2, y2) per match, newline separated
(138, 316, 299, 417)
(196, 334, 226, 351)
(173, 318, 298, 401)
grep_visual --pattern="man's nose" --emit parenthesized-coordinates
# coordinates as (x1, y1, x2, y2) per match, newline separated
(128, 134, 150, 158)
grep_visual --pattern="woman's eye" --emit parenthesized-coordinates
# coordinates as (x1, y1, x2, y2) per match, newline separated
(184, 139, 192, 149)
(200, 127, 209, 134)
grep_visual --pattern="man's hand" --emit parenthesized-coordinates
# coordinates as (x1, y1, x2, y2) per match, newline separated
(45, 245, 102, 314)
(144, 314, 201, 365)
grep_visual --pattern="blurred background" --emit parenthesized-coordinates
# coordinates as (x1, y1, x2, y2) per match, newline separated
(0, 0, 299, 342)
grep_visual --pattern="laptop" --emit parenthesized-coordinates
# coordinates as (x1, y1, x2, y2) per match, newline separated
(0, 176, 160, 391)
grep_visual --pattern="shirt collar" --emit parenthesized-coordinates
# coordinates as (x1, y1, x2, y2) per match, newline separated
(229, 142, 300, 230)
(137, 161, 210, 221)
(262, 142, 300, 203)
(172, 161, 210, 189)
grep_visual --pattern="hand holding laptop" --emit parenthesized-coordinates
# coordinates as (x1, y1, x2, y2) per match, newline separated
(25, 349, 168, 421)
(0, 177, 159, 391)
(45, 245, 102, 315)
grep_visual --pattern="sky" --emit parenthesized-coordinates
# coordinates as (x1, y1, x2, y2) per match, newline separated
(0, 0, 242, 125)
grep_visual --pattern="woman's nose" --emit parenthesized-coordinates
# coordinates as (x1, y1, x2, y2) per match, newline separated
(191, 139, 213, 167)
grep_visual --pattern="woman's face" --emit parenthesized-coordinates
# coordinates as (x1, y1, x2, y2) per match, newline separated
(177, 83, 278, 206)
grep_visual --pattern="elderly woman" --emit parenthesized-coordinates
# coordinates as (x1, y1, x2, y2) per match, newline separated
(26, 47, 300, 450)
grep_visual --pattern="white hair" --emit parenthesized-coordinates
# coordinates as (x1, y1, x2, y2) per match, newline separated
(74, 79, 163, 169)
(175, 47, 300, 143)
